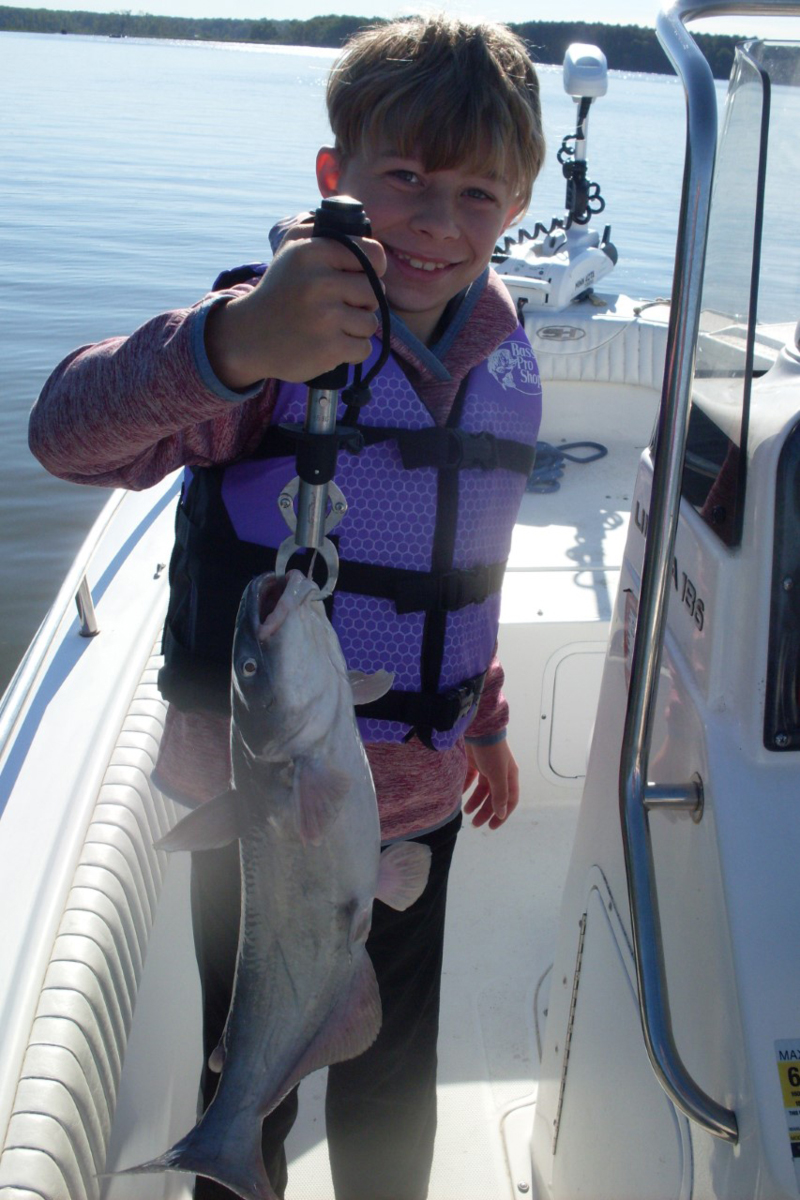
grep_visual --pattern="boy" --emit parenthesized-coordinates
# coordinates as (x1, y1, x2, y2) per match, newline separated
(30, 14, 545, 1199)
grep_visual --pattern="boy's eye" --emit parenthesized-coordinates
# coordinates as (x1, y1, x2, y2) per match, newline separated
(464, 187, 496, 202)
(388, 169, 420, 184)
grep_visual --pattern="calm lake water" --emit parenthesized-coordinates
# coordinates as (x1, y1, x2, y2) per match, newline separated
(1, 30, 694, 694)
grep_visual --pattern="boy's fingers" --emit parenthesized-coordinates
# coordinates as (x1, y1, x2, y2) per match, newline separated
(313, 295, 378, 341)
(337, 271, 383, 312)
(224, 232, 385, 385)
(341, 307, 380, 339)
(463, 778, 488, 814)
(353, 237, 387, 277)
(461, 745, 520, 830)
(340, 334, 376, 364)
(310, 234, 386, 278)
(280, 224, 385, 273)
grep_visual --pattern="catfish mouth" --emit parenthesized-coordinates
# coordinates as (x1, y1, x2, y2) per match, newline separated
(256, 573, 289, 626)
(252, 571, 316, 641)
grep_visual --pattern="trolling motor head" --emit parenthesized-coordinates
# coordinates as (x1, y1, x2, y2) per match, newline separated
(563, 42, 608, 100)
(494, 42, 617, 312)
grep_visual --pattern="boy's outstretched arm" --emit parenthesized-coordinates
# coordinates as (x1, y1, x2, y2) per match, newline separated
(29, 294, 269, 490)
(29, 230, 385, 490)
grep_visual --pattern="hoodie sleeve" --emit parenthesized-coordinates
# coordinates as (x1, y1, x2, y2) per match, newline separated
(464, 656, 509, 744)
(29, 285, 275, 491)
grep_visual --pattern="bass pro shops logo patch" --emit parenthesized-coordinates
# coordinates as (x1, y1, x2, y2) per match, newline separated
(487, 340, 541, 395)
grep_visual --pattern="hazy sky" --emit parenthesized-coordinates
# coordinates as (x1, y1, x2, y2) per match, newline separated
(10, 0, 800, 39)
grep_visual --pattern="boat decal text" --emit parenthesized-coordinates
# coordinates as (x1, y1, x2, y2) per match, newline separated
(634, 501, 705, 631)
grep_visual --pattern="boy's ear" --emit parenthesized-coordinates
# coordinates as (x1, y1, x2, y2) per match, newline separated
(502, 201, 526, 233)
(316, 146, 342, 197)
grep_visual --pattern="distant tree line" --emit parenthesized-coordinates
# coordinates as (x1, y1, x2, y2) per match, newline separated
(513, 19, 738, 79)
(0, 6, 744, 79)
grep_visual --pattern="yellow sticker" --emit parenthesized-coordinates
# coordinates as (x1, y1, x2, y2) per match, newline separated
(776, 1040, 800, 1190)
(779, 1059, 800, 1111)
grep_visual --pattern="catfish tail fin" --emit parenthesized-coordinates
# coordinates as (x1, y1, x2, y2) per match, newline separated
(114, 1116, 278, 1200)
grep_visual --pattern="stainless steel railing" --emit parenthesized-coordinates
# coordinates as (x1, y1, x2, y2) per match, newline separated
(618, 0, 800, 1147)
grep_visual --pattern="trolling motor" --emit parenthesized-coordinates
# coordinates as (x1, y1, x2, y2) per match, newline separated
(274, 196, 390, 595)
(495, 43, 618, 311)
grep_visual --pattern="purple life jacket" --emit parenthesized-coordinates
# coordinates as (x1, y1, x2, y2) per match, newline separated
(159, 328, 541, 750)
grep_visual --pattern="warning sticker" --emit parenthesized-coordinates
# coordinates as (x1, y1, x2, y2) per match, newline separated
(775, 1040, 800, 1189)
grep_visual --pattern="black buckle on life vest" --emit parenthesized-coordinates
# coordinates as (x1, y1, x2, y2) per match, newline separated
(353, 670, 486, 735)
(454, 431, 499, 470)
(441, 568, 479, 614)
(453, 676, 485, 721)
(437, 671, 487, 731)
(437, 566, 490, 611)
(397, 428, 501, 471)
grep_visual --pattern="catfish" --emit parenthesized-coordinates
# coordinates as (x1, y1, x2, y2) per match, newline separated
(128, 570, 431, 1200)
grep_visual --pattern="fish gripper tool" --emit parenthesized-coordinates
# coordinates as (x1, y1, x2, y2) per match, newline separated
(275, 195, 391, 597)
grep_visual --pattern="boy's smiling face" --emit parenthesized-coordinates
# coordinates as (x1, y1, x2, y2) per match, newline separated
(317, 145, 520, 344)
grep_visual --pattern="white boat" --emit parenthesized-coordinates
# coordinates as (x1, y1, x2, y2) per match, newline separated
(2, 2, 799, 1197)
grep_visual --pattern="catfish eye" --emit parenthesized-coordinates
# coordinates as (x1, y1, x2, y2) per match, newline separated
(241, 658, 258, 677)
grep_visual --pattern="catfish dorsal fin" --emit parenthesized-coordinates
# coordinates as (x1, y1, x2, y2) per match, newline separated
(376, 841, 432, 911)
(155, 790, 243, 853)
(347, 668, 394, 705)
(293, 757, 351, 846)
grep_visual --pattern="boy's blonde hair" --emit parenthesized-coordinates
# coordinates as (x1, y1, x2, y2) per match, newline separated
(327, 15, 545, 216)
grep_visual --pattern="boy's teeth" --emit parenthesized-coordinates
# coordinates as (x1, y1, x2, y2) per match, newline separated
(396, 250, 447, 271)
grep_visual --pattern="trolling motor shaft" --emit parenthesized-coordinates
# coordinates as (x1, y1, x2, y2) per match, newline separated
(275, 196, 373, 595)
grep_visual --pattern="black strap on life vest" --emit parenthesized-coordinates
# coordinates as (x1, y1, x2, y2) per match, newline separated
(266, 423, 367, 483)
(356, 670, 487, 733)
(257, 422, 534, 478)
(395, 427, 534, 475)
(335, 559, 507, 614)
(408, 377, 470, 748)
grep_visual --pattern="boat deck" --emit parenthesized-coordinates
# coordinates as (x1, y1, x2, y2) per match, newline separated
(284, 800, 579, 1199)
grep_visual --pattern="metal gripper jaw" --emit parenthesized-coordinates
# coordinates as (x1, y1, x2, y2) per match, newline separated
(275, 475, 348, 598)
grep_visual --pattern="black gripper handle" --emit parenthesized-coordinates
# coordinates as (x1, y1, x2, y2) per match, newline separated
(307, 196, 372, 390)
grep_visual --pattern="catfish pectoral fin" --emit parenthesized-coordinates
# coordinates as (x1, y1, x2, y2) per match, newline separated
(156, 789, 244, 852)
(293, 756, 351, 845)
(347, 667, 394, 704)
(116, 1121, 279, 1200)
(376, 841, 432, 911)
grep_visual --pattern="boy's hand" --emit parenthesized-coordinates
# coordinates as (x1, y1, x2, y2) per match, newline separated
(462, 740, 520, 830)
(205, 228, 386, 391)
